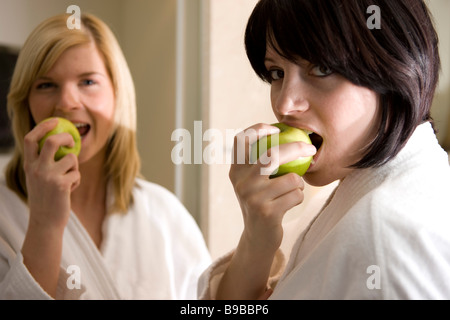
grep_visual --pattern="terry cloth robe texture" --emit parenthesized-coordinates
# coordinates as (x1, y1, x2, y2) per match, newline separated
(0, 178, 211, 299)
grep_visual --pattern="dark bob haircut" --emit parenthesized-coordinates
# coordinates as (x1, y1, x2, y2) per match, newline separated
(245, 0, 440, 168)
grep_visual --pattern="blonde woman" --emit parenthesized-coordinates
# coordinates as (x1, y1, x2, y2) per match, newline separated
(0, 13, 210, 299)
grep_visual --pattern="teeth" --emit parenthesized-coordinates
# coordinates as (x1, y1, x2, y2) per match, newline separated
(305, 130, 313, 135)
(74, 123, 88, 128)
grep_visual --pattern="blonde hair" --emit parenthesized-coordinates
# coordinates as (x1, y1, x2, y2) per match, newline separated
(6, 13, 141, 213)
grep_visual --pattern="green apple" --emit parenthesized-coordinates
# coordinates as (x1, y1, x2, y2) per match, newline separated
(38, 117, 81, 161)
(250, 123, 313, 177)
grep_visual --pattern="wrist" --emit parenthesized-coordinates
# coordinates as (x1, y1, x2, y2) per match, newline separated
(28, 206, 70, 233)
(241, 225, 282, 258)
(216, 235, 279, 300)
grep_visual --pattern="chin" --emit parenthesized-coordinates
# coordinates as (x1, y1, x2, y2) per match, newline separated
(305, 166, 355, 187)
(303, 171, 338, 187)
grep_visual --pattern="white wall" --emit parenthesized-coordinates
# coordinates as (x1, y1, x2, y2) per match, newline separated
(0, 0, 122, 48)
(200, 0, 270, 257)
(428, 0, 450, 145)
(119, 0, 178, 194)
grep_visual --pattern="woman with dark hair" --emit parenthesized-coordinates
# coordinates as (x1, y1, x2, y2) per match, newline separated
(198, 0, 450, 299)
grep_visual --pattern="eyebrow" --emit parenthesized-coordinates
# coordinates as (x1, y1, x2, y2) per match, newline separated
(35, 72, 106, 81)
(264, 55, 312, 69)
(264, 57, 276, 65)
(79, 72, 107, 78)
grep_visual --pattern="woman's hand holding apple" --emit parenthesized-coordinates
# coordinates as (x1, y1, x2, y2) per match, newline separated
(218, 123, 317, 300)
(21, 118, 81, 297)
(23, 118, 81, 229)
(231, 123, 317, 252)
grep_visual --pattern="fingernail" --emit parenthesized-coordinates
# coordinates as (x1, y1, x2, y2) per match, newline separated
(302, 143, 317, 154)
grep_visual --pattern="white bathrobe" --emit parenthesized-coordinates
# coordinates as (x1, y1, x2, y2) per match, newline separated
(0, 178, 211, 300)
(198, 122, 450, 299)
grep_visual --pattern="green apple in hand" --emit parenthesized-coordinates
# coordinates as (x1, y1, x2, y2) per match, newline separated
(250, 123, 313, 177)
(38, 117, 81, 161)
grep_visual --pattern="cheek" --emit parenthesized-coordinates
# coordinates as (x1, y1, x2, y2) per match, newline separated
(28, 93, 53, 123)
(87, 90, 116, 122)
(270, 89, 276, 109)
(326, 89, 380, 158)
(331, 85, 378, 126)
(270, 88, 283, 120)
(345, 90, 380, 138)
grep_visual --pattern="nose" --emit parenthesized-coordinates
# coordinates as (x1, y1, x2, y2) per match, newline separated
(272, 76, 309, 116)
(55, 84, 81, 112)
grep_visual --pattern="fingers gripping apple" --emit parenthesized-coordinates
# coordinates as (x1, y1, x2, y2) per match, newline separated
(38, 117, 81, 161)
(250, 123, 313, 177)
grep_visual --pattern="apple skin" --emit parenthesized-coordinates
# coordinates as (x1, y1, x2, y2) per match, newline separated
(250, 123, 313, 178)
(38, 117, 81, 161)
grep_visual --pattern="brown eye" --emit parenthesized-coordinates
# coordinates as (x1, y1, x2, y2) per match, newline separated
(310, 65, 333, 77)
(269, 69, 284, 81)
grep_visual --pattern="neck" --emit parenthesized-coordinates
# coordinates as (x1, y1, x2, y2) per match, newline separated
(71, 149, 108, 247)
(72, 152, 107, 204)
